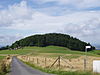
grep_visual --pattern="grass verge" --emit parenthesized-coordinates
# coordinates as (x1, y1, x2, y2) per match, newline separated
(0, 56, 10, 75)
(0, 56, 6, 60)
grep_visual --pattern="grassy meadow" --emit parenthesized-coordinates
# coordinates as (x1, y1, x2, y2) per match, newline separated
(0, 46, 99, 57)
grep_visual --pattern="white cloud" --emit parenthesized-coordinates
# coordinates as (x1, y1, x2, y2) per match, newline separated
(0, 1, 33, 27)
(0, 34, 23, 46)
(0, 0, 100, 45)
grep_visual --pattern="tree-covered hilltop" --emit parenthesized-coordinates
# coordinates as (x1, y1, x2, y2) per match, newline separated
(11, 33, 95, 51)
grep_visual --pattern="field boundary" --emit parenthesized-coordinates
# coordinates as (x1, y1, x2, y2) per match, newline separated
(17, 55, 100, 71)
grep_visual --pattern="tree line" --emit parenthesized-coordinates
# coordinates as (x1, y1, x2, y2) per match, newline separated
(10, 33, 95, 51)
(0, 45, 9, 50)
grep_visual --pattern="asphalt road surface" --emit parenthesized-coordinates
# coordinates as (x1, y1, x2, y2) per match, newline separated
(10, 57, 55, 75)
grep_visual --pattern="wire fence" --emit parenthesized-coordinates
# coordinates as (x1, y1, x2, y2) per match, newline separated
(18, 55, 100, 71)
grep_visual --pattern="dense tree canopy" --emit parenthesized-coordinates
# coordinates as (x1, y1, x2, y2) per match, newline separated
(0, 45, 9, 50)
(11, 33, 95, 51)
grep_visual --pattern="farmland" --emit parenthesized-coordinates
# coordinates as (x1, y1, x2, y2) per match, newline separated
(14, 46, 100, 73)
(0, 46, 99, 56)
(0, 46, 100, 75)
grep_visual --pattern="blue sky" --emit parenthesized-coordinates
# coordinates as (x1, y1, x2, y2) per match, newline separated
(0, 0, 100, 47)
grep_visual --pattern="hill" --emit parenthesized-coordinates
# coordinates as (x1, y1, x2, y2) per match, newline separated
(11, 33, 95, 51)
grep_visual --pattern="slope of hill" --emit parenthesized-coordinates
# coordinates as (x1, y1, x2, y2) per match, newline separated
(0, 46, 99, 57)
(11, 33, 95, 51)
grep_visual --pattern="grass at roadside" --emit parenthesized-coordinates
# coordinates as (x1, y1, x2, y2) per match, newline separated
(0, 56, 5, 60)
(0, 56, 9, 75)
(23, 60, 100, 75)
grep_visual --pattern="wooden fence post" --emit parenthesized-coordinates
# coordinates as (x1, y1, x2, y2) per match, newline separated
(84, 58, 87, 71)
(27, 56, 28, 61)
(45, 58, 47, 67)
(37, 58, 39, 64)
(29, 57, 30, 61)
(58, 56, 61, 70)
(33, 58, 34, 63)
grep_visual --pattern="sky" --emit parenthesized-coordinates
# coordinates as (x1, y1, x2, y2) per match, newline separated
(0, 0, 100, 47)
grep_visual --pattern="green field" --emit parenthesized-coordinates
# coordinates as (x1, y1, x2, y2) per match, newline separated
(0, 48, 34, 55)
(90, 50, 100, 54)
(0, 46, 99, 57)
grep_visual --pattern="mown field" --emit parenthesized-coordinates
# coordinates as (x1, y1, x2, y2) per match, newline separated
(0, 46, 99, 57)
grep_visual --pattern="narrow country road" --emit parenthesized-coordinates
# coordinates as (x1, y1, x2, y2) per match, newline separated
(10, 57, 55, 75)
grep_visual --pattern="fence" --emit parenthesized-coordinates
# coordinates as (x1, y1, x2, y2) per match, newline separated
(18, 55, 100, 71)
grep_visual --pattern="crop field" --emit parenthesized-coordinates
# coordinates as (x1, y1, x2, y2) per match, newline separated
(14, 46, 100, 72)
(18, 54, 100, 71)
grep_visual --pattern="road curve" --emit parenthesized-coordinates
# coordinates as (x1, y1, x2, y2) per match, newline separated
(10, 57, 54, 75)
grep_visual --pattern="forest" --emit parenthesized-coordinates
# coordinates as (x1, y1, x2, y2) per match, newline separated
(10, 33, 95, 51)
